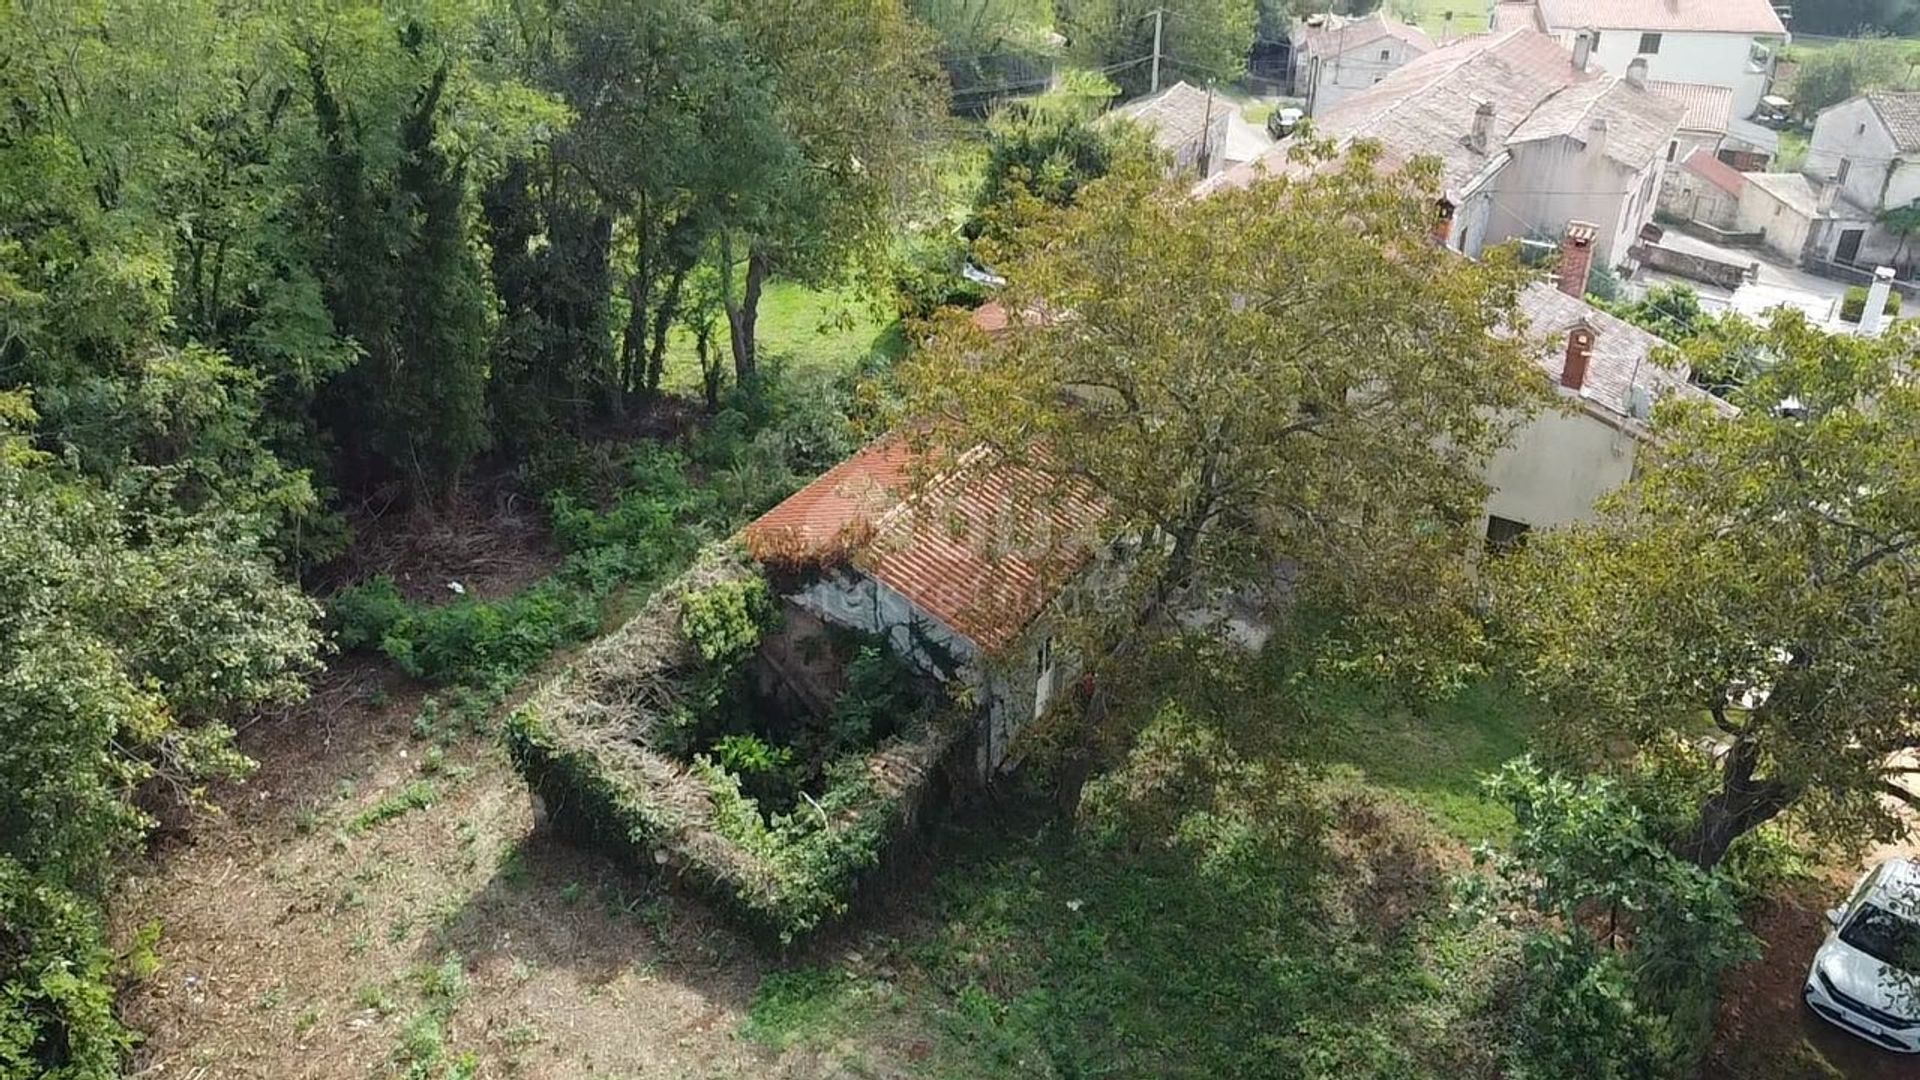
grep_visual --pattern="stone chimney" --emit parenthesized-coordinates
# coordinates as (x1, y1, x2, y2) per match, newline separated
(1625, 57, 1648, 90)
(1586, 117, 1610, 161)
(1470, 101, 1496, 153)
(1572, 28, 1593, 72)
(1817, 181, 1839, 215)
(1558, 221, 1599, 298)
(1861, 266, 1897, 337)
(1563, 320, 1596, 391)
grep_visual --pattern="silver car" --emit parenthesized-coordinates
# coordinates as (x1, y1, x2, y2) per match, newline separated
(1804, 857, 1920, 1053)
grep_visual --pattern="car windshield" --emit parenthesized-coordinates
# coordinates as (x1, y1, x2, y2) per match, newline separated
(1841, 902, 1920, 972)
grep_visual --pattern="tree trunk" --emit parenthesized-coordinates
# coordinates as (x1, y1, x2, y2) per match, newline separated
(725, 243, 768, 388)
(643, 267, 686, 396)
(1677, 736, 1797, 868)
(696, 321, 723, 411)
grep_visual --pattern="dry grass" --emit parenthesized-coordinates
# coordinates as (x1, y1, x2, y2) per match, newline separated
(111, 658, 931, 1078)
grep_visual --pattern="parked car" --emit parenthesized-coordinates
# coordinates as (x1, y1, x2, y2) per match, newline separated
(1266, 106, 1304, 140)
(1755, 94, 1794, 129)
(1804, 856, 1920, 1053)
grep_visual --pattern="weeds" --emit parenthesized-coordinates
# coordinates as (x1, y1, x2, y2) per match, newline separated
(347, 781, 438, 833)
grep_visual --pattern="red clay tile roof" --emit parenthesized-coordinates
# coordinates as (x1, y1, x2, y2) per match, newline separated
(744, 436, 1105, 652)
(970, 301, 1009, 333)
(1681, 146, 1747, 198)
(1534, 0, 1785, 35)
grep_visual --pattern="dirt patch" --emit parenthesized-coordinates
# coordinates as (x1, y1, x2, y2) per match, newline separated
(112, 660, 929, 1079)
(1702, 883, 1916, 1080)
(322, 472, 562, 604)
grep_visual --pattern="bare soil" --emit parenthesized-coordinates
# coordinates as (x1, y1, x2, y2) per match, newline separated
(1701, 883, 1918, 1080)
(113, 659, 925, 1079)
(326, 477, 563, 603)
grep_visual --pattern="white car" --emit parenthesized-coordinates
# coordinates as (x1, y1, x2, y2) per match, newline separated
(1805, 856, 1920, 1053)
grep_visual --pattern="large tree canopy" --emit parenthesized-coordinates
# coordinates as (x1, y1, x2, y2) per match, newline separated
(899, 145, 1547, 794)
(1493, 313, 1920, 868)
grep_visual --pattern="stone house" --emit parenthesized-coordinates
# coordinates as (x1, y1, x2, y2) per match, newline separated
(1210, 29, 1683, 272)
(1493, 0, 1788, 120)
(1481, 222, 1735, 547)
(1291, 12, 1434, 117)
(1660, 147, 1746, 230)
(1802, 92, 1920, 275)
(1111, 81, 1232, 177)
(743, 435, 1104, 777)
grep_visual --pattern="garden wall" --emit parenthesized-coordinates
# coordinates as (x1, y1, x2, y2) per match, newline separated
(504, 544, 967, 943)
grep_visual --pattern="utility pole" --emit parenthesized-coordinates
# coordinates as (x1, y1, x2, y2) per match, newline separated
(1199, 79, 1215, 174)
(1150, 7, 1164, 94)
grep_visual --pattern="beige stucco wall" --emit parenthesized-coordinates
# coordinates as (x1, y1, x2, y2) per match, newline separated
(1735, 180, 1814, 262)
(1481, 405, 1639, 534)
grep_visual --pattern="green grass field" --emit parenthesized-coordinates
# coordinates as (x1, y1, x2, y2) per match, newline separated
(1396, 0, 1489, 39)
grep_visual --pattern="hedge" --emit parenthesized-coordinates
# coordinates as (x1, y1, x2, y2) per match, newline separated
(503, 544, 960, 943)
(1840, 283, 1902, 323)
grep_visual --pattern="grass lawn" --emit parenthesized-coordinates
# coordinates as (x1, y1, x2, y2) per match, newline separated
(655, 279, 905, 395)
(1395, 0, 1489, 39)
(747, 796, 1519, 1079)
(1300, 677, 1536, 843)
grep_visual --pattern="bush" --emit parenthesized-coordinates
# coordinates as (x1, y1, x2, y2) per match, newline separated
(892, 232, 986, 321)
(0, 858, 134, 1079)
(1840, 283, 1901, 323)
(681, 577, 776, 663)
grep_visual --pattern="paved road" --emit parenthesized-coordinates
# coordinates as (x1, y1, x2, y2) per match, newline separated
(1222, 111, 1273, 165)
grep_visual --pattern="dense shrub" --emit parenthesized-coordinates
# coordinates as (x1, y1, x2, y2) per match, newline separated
(1841, 283, 1902, 322)
(1462, 760, 1757, 1079)
(0, 859, 133, 1079)
(892, 232, 986, 321)
(680, 577, 777, 663)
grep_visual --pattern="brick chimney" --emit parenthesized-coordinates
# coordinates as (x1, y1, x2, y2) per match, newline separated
(1432, 198, 1455, 246)
(1558, 220, 1599, 297)
(1563, 319, 1595, 391)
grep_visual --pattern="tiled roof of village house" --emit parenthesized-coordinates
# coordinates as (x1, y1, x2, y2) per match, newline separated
(1308, 29, 1586, 193)
(1866, 92, 1920, 152)
(1245, 29, 1679, 196)
(1745, 170, 1821, 217)
(1297, 13, 1434, 57)
(743, 435, 1105, 652)
(1517, 281, 1734, 424)
(1508, 74, 1685, 170)
(1647, 80, 1733, 135)
(1534, 0, 1786, 35)
(1490, 2, 1543, 30)
(1112, 81, 1224, 155)
(1681, 146, 1747, 198)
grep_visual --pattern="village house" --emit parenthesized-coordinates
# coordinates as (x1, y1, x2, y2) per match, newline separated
(1208, 29, 1685, 273)
(1110, 80, 1232, 177)
(1291, 12, 1435, 117)
(742, 435, 1104, 777)
(1737, 170, 1825, 265)
(1659, 147, 1747, 231)
(1482, 221, 1734, 545)
(1648, 79, 1733, 164)
(1491, 0, 1788, 121)
(1801, 92, 1920, 276)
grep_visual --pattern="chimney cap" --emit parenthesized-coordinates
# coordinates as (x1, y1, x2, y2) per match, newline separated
(1565, 221, 1599, 247)
(1624, 57, 1648, 90)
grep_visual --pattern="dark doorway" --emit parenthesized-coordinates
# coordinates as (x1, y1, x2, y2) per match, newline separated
(1836, 228, 1866, 265)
